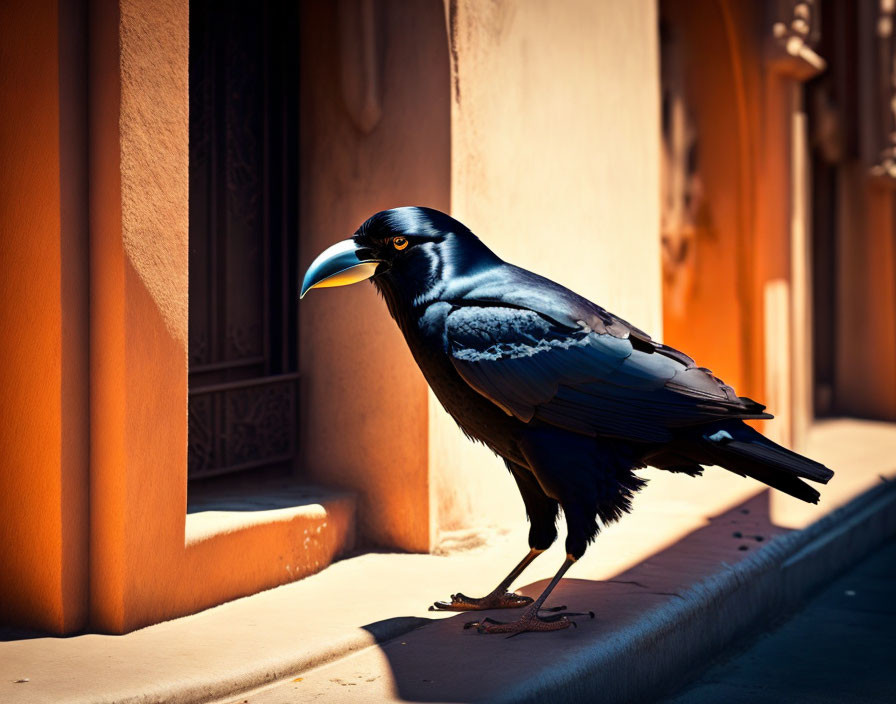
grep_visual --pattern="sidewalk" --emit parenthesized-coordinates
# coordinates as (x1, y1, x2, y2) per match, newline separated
(2, 419, 895, 704)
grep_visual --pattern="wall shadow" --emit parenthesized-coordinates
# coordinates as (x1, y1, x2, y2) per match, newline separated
(0, 626, 60, 643)
(186, 471, 333, 514)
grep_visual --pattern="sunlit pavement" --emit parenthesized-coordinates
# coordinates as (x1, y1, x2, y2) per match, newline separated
(661, 538, 896, 703)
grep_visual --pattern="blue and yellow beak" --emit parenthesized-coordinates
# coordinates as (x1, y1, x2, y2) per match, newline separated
(300, 238, 383, 299)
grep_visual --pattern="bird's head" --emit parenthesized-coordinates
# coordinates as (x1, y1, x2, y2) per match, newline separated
(300, 207, 500, 308)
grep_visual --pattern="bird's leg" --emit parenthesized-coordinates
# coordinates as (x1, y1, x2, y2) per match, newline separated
(429, 548, 543, 611)
(465, 555, 586, 634)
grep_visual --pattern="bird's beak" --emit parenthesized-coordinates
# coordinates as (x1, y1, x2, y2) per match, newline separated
(300, 238, 383, 299)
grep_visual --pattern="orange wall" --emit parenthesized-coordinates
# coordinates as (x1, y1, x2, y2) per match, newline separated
(0, 0, 90, 633)
(85, 0, 445, 633)
(1, 0, 446, 635)
(660, 0, 766, 407)
(88, 0, 193, 632)
(298, 0, 450, 552)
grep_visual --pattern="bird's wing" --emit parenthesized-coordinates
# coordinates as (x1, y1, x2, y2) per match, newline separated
(443, 263, 658, 345)
(442, 275, 769, 443)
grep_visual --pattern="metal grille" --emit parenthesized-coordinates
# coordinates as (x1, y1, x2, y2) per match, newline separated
(187, 374, 298, 479)
(188, 0, 299, 480)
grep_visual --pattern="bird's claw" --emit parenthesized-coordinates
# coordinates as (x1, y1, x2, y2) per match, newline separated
(429, 591, 533, 612)
(464, 612, 572, 634)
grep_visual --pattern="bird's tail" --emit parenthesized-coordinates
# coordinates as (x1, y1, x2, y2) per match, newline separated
(700, 422, 834, 504)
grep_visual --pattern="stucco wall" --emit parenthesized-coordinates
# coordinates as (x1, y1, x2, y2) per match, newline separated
(1, 0, 450, 634)
(88, 0, 354, 633)
(430, 0, 663, 539)
(0, 0, 90, 634)
(298, 0, 450, 552)
(87, 0, 190, 632)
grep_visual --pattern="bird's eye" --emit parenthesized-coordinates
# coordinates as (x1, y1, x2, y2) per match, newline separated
(392, 236, 408, 251)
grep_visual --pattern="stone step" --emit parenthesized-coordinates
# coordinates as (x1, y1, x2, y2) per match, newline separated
(186, 476, 357, 590)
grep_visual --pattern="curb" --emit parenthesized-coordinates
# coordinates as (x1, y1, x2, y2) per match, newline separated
(491, 480, 896, 704)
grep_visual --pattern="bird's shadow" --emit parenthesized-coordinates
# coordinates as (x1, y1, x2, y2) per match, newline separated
(359, 490, 785, 702)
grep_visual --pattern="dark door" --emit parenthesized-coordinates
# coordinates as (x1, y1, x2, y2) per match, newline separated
(188, 0, 299, 480)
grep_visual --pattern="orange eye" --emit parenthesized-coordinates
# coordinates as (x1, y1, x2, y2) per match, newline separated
(392, 237, 408, 250)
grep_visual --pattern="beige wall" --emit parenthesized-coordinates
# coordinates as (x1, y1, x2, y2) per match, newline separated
(298, 0, 664, 549)
(433, 0, 663, 539)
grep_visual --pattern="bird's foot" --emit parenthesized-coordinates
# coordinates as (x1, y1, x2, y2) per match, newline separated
(463, 605, 593, 635)
(429, 591, 534, 612)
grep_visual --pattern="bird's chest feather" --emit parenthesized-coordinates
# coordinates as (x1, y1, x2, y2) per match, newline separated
(401, 302, 523, 459)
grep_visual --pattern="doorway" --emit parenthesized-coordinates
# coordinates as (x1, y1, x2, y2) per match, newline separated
(187, 0, 300, 481)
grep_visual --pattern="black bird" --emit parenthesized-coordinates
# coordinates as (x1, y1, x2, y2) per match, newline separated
(301, 206, 834, 635)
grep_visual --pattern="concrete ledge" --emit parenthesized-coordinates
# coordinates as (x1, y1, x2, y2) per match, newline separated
(185, 480, 356, 548)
